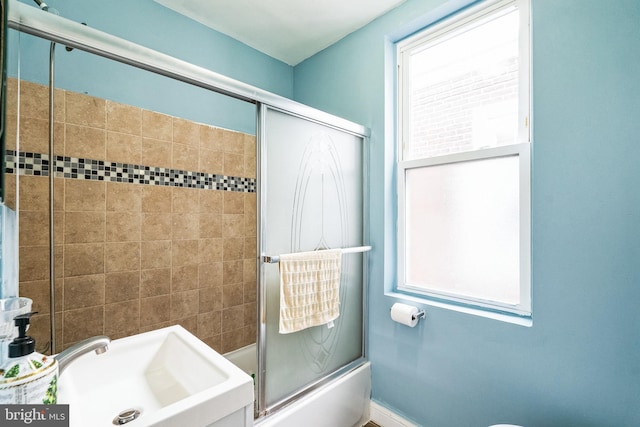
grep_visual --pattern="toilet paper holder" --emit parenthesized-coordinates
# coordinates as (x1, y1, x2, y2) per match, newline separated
(389, 305, 426, 320)
(412, 309, 426, 321)
(390, 303, 426, 327)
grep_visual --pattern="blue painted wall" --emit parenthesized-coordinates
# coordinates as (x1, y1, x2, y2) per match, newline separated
(6, 0, 640, 424)
(8, 0, 293, 134)
(295, 0, 640, 426)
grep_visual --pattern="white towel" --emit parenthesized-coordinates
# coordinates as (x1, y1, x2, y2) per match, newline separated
(279, 249, 342, 334)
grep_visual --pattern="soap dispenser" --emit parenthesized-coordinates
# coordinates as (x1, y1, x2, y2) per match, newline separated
(0, 312, 58, 404)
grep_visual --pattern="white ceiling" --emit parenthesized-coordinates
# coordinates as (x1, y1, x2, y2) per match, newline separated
(154, 0, 406, 66)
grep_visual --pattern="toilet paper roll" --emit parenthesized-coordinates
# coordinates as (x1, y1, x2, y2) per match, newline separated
(390, 302, 419, 327)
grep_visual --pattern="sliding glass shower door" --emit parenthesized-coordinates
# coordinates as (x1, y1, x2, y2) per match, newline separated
(258, 105, 367, 415)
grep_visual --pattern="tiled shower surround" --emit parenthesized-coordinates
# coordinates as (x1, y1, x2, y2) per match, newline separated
(3, 78, 257, 354)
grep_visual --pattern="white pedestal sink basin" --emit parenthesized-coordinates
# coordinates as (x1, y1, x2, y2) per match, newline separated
(58, 325, 253, 427)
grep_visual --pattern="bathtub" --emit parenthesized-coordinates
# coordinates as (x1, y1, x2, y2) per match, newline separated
(225, 344, 371, 427)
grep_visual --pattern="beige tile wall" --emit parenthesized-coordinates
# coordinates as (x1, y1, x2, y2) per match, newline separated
(4, 79, 257, 354)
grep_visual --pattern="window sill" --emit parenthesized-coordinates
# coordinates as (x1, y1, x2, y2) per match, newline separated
(384, 291, 533, 327)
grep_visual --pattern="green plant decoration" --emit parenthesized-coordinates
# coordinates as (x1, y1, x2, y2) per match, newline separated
(43, 375, 57, 405)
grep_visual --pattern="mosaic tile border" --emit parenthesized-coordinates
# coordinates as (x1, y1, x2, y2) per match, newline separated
(4, 150, 256, 193)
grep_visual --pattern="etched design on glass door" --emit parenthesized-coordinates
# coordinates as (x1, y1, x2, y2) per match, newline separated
(290, 132, 350, 373)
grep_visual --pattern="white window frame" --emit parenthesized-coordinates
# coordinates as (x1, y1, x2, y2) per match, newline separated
(396, 0, 531, 319)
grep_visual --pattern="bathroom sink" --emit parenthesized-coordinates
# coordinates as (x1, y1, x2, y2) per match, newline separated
(57, 325, 253, 427)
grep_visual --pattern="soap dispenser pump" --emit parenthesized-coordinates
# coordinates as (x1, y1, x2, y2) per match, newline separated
(8, 312, 36, 358)
(0, 312, 58, 404)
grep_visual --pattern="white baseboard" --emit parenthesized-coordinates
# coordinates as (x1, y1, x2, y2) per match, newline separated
(369, 401, 418, 427)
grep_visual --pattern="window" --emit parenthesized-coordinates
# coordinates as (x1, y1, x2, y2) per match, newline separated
(396, 0, 531, 317)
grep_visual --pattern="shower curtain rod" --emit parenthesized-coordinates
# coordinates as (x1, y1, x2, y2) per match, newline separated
(6, 0, 369, 138)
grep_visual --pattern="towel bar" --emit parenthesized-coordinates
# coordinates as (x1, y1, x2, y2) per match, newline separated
(262, 245, 372, 264)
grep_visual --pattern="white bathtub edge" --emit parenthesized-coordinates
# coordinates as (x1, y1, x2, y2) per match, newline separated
(256, 362, 371, 427)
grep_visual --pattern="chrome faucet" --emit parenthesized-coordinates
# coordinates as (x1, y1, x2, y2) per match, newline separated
(54, 336, 111, 375)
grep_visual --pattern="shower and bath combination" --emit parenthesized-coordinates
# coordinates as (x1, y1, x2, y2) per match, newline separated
(7, 1, 371, 424)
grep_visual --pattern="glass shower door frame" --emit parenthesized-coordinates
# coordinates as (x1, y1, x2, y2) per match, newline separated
(256, 103, 370, 417)
(7, 3, 372, 417)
